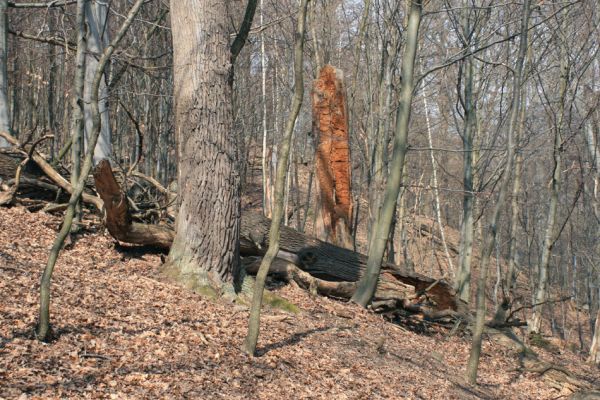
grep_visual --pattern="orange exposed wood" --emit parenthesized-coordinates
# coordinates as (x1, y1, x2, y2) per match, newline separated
(93, 159, 175, 249)
(312, 65, 353, 248)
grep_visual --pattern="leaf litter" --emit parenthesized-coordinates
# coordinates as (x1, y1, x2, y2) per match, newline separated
(0, 206, 597, 399)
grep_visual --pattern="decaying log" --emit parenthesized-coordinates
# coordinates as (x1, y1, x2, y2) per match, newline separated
(240, 211, 465, 312)
(242, 256, 358, 299)
(0, 132, 103, 210)
(92, 159, 174, 249)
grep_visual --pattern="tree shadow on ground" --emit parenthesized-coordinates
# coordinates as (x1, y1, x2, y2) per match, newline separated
(113, 242, 168, 260)
(256, 326, 332, 356)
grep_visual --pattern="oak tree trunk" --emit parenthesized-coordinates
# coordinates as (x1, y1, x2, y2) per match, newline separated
(164, 0, 241, 295)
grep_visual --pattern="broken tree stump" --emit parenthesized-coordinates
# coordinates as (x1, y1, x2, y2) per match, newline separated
(312, 65, 353, 249)
(93, 159, 174, 249)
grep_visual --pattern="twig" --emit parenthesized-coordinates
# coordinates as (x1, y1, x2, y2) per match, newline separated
(79, 352, 112, 361)
(507, 295, 572, 322)
(0, 134, 54, 206)
(0, 265, 26, 273)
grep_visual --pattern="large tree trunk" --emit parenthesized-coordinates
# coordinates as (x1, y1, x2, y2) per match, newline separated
(312, 64, 353, 249)
(164, 0, 241, 295)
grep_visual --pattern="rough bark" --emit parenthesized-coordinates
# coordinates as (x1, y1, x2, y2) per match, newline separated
(90, 167, 463, 315)
(313, 64, 353, 249)
(164, 0, 241, 295)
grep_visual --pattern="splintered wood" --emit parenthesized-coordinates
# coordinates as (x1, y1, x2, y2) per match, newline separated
(312, 65, 353, 248)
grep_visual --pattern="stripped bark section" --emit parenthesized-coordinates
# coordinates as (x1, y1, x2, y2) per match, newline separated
(312, 64, 353, 248)
(93, 159, 174, 249)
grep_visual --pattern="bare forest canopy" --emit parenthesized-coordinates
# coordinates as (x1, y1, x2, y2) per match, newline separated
(0, 0, 599, 394)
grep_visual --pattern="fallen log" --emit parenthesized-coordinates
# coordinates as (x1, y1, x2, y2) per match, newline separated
(241, 211, 465, 312)
(92, 159, 465, 314)
(0, 132, 103, 210)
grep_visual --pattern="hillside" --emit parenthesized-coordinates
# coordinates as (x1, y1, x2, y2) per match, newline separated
(1, 206, 598, 399)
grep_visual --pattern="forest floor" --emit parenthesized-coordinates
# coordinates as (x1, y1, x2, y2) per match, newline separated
(1, 206, 598, 399)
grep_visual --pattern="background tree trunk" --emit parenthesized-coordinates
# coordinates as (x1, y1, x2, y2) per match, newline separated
(466, 0, 531, 384)
(70, 0, 87, 230)
(0, 0, 10, 147)
(83, 0, 111, 164)
(36, 0, 145, 341)
(590, 310, 600, 365)
(528, 19, 569, 335)
(455, 48, 475, 304)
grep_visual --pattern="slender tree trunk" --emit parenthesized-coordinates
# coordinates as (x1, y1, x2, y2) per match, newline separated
(70, 0, 88, 231)
(504, 151, 523, 291)
(455, 5, 476, 304)
(260, 0, 270, 217)
(351, 0, 422, 307)
(309, 0, 322, 74)
(422, 77, 454, 275)
(466, 0, 531, 384)
(244, 0, 308, 356)
(584, 122, 600, 364)
(0, 0, 10, 147)
(590, 310, 600, 365)
(36, 0, 145, 341)
(503, 44, 531, 298)
(528, 28, 568, 335)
